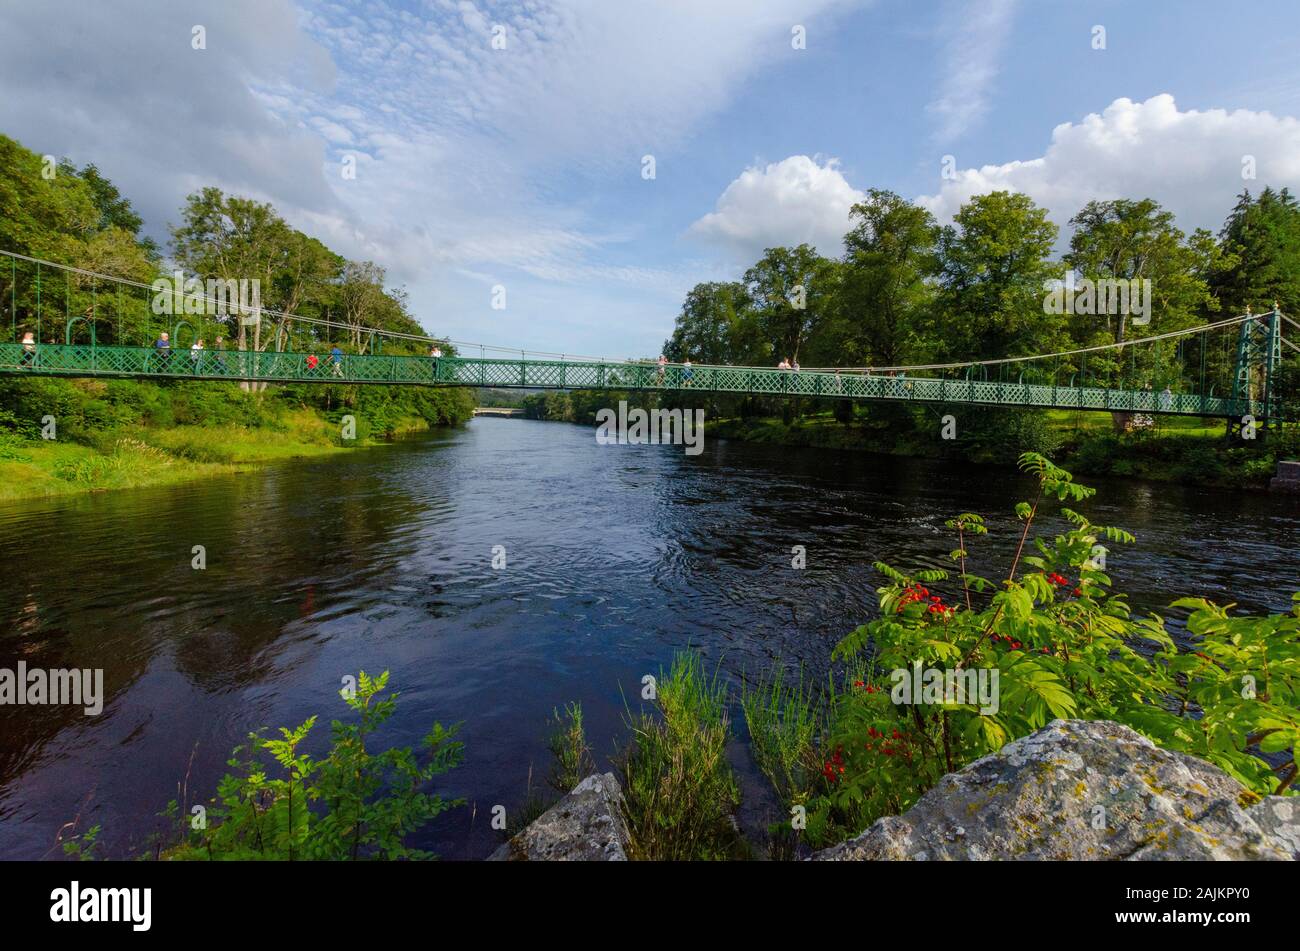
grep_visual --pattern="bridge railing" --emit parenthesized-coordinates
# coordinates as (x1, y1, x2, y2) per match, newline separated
(0, 343, 1262, 418)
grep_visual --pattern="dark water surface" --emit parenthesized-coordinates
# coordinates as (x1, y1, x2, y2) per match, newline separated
(1, 417, 1297, 859)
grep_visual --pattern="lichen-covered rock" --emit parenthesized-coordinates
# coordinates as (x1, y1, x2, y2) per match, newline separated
(811, 719, 1298, 861)
(488, 772, 629, 861)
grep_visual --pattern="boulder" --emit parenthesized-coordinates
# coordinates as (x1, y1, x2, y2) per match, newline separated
(1270, 460, 1300, 493)
(811, 719, 1298, 861)
(488, 772, 630, 861)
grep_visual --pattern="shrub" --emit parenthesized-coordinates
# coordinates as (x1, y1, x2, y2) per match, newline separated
(800, 453, 1299, 847)
(164, 671, 463, 860)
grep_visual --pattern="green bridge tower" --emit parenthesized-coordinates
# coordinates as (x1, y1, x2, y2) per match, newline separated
(1231, 305, 1284, 428)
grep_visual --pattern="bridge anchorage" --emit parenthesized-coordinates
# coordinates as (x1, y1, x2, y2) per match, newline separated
(0, 250, 1293, 424)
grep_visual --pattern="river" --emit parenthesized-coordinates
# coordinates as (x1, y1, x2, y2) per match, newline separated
(1, 416, 1297, 859)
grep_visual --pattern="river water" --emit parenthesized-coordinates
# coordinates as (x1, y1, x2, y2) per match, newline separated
(1, 417, 1297, 859)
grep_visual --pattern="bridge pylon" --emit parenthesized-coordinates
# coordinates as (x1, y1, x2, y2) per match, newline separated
(1230, 305, 1284, 432)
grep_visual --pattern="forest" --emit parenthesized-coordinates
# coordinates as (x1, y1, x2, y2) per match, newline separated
(526, 185, 1299, 483)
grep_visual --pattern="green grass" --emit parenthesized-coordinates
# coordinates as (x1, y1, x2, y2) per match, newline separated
(0, 409, 434, 503)
(620, 651, 745, 861)
(740, 665, 822, 808)
(546, 702, 594, 794)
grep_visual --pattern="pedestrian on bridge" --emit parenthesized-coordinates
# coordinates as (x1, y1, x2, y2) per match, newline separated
(682, 358, 693, 385)
(190, 338, 205, 373)
(19, 331, 36, 368)
(154, 332, 171, 370)
(657, 353, 667, 385)
(306, 353, 319, 374)
(331, 345, 343, 377)
(430, 344, 443, 379)
(214, 336, 227, 373)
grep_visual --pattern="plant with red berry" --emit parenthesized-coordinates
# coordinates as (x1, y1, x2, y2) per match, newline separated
(801, 452, 1299, 848)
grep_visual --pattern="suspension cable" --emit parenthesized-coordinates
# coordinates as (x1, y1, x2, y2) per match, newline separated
(0, 248, 1282, 373)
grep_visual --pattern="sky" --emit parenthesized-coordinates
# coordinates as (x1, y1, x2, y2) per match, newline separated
(3, 0, 1300, 358)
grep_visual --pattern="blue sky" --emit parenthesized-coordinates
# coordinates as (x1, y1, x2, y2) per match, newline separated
(3, 0, 1300, 358)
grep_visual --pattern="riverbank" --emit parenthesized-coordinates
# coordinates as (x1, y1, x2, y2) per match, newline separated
(0, 410, 446, 502)
(0, 376, 476, 502)
(513, 388, 1295, 489)
(706, 408, 1296, 489)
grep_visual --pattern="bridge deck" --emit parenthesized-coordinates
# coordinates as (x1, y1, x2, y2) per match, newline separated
(0, 342, 1259, 418)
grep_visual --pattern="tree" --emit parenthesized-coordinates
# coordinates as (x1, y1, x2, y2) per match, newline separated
(742, 244, 840, 365)
(663, 281, 754, 365)
(338, 260, 387, 351)
(934, 191, 1060, 363)
(0, 136, 155, 345)
(1210, 187, 1300, 317)
(78, 163, 157, 258)
(1066, 198, 1214, 345)
(274, 232, 342, 326)
(1065, 199, 1218, 427)
(832, 189, 939, 368)
(171, 187, 296, 357)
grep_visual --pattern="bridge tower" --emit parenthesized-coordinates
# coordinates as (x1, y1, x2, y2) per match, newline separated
(1230, 305, 1283, 428)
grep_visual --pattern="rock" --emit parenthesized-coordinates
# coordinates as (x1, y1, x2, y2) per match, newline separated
(488, 772, 629, 861)
(1270, 460, 1300, 493)
(811, 719, 1298, 861)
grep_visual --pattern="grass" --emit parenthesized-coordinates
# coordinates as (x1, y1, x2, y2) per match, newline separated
(740, 665, 822, 807)
(619, 651, 745, 861)
(546, 702, 594, 794)
(0, 409, 435, 503)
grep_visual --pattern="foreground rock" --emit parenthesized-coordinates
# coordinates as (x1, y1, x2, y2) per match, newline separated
(488, 772, 630, 861)
(812, 719, 1298, 861)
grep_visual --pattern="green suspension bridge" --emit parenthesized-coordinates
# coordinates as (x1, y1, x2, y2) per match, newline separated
(0, 250, 1294, 422)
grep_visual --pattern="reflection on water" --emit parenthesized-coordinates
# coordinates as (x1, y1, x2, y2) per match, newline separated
(1, 417, 1297, 858)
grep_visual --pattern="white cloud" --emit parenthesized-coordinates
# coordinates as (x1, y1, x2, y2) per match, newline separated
(917, 94, 1300, 235)
(0, 0, 340, 239)
(0, 0, 866, 355)
(927, 0, 1017, 142)
(688, 156, 866, 260)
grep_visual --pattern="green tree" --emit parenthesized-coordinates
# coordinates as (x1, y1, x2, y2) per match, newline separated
(832, 189, 939, 368)
(78, 163, 158, 258)
(743, 244, 841, 366)
(170, 187, 297, 355)
(1210, 186, 1300, 316)
(0, 136, 156, 345)
(934, 191, 1061, 363)
(1065, 198, 1215, 345)
(663, 281, 755, 365)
